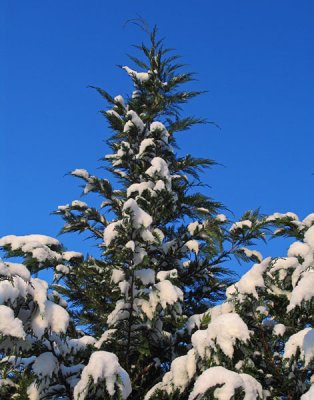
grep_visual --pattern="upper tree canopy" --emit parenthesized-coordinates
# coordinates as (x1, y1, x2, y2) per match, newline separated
(0, 26, 313, 400)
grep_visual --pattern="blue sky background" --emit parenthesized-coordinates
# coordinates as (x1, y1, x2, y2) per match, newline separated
(1, 1, 314, 277)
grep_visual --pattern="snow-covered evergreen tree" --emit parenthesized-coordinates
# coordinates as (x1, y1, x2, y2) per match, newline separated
(145, 213, 314, 399)
(1, 27, 313, 399)
(0, 236, 131, 399)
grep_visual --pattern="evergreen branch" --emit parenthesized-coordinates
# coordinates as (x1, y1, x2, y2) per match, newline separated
(88, 85, 115, 104)
(167, 116, 208, 134)
(127, 54, 150, 70)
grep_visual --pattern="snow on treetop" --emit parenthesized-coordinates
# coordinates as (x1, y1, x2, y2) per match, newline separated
(137, 138, 155, 157)
(28, 278, 48, 313)
(127, 181, 154, 198)
(288, 241, 312, 258)
(209, 302, 235, 321)
(147, 349, 197, 396)
(153, 180, 165, 191)
(123, 198, 152, 229)
(111, 268, 125, 284)
(181, 313, 208, 335)
(73, 351, 132, 400)
(103, 220, 122, 247)
(287, 271, 314, 311)
(215, 213, 227, 222)
(303, 213, 314, 227)
(273, 323, 286, 336)
(125, 240, 135, 251)
(65, 336, 97, 355)
(106, 109, 121, 119)
(197, 207, 210, 213)
(132, 90, 141, 99)
(145, 157, 170, 180)
(58, 204, 70, 211)
(188, 221, 202, 235)
(70, 169, 90, 179)
(303, 329, 314, 366)
(229, 220, 252, 232)
(0, 234, 60, 249)
(124, 110, 145, 133)
(149, 121, 170, 142)
(0, 260, 70, 340)
(153, 227, 164, 242)
(56, 264, 70, 274)
(239, 248, 263, 262)
(118, 280, 130, 297)
(135, 268, 155, 285)
(150, 121, 167, 133)
(0, 305, 25, 338)
(138, 279, 183, 320)
(2, 356, 37, 368)
(95, 329, 117, 349)
(184, 239, 199, 254)
(107, 299, 130, 327)
(133, 244, 148, 266)
(157, 269, 178, 282)
(182, 304, 232, 336)
(0, 275, 27, 305)
(71, 200, 88, 208)
(0, 234, 61, 262)
(32, 300, 69, 338)
(32, 352, 58, 379)
(62, 251, 83, 261)
(1, 261, 30, 281)
(191, 313, 251, 359)
(141, 228, 155, 243)
(114, 95, 125, 107)
(122, 66, 151, 83)
(167, 350, 196, 390)
(226, 258, 271, 300)
(266, 211, 299, 222)
(270, 257, 299, 276)
(304, 225, 314, 247)
(188, 366, 263, 400)
(283, 327, 312, 360)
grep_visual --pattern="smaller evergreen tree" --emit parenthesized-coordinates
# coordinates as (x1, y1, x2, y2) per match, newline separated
(0, 235, 131, 399)
(145, 213, 314, 399)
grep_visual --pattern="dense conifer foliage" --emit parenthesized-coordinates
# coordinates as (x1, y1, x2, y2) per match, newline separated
(1, 28, 313, 399)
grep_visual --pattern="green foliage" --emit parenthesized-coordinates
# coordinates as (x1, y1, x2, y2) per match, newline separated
(2, 25, 311, 400)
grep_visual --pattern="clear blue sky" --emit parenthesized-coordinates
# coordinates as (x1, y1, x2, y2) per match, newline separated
(1, 1, 314, 270)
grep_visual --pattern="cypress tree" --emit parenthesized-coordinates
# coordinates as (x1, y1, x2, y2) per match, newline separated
(1, 27, 313, 399)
